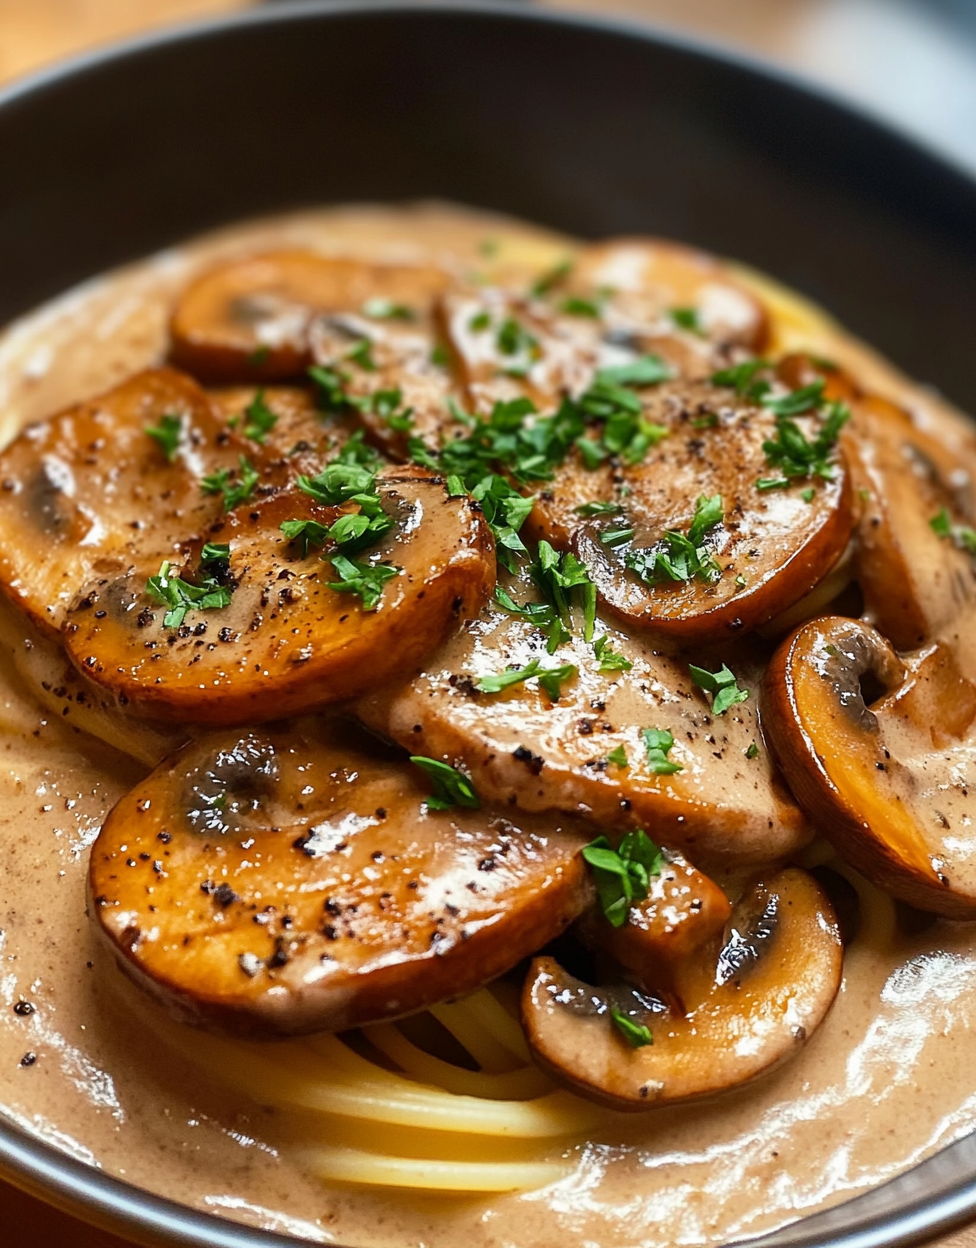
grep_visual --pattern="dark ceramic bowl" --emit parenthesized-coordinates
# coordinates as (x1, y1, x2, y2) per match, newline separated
(2, 3, 976, 1245)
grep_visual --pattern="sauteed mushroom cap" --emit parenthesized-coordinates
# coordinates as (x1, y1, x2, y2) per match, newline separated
(62, 468, 494, 725)
(763, 616, 976, 918)
(90, 722, 591, 1036)
(523, 868, 841, 1110)
(170, 250, 451, 383)
(0, 368, 237, 635)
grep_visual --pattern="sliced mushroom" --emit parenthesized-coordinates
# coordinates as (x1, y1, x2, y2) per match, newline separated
(62, 468, 494, 724)
(0, 596, 186, 765)
(578, 849, 732, 987)
(523, 867, 842, 1110)
(764, 616, 976, 917)
(0, 367, 240, 636)
(569, 238, 769, 355)
(90, 721, 591, 1036)
(169, 250, 451, 384)
(358, 564, 810, 866)
(207, 385, 357, 479)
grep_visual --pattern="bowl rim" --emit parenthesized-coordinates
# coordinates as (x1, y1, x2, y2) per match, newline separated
(3, 3, 976, 1247)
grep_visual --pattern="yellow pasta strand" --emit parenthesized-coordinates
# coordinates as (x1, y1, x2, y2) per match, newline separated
(428, 1000, 519, 1072)
(366, 1024, 551, 1100)
(299, 1145, 569, 1192)
(456, 987, 534, 1064)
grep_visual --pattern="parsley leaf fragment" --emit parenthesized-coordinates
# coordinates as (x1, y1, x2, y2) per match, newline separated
(582, 830, 664, 927)
(930, 507, 976, 554)
(145, 559, 233, 630)
(361, 297, 415, 321)
(593, 635, 633, 673)
(201, 455, 259, 512)
(642, 727, 682, 775)
(689, 663, 750, 715)
(531, 541, 597, 644)
(611, 1010, 653, 1048)
(145, 412, 182, 462)
(241, 391, 278, 444)
(410, 757, 480, 811)
(624, 494, 723, 587)
(327, 554, 398, 611)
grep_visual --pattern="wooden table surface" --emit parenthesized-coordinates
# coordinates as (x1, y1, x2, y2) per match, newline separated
(1, 2, 975, 1245)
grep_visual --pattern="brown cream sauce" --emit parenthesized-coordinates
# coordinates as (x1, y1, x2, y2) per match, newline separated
(2, 203, 976, 1248)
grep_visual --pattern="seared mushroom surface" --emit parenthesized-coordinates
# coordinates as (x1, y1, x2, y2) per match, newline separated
(0, 368, 239, 635)
(62, 468, 494, 724)
(90, 722, 591, 1036)
(764, 616, 976, 918)
(523, 868, 842, 1110)
(170, 250, 451, 384)
(358, 565, 809, 866)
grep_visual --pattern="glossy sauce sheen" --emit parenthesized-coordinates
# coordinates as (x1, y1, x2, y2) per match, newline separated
(2, 204, 976, 1247)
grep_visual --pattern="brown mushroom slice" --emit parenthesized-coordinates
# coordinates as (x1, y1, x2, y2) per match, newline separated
(0, 367, 239, 636)
(358, 565, 809, 866)
(62, 468, 495, 725)
(90, 721, 591, 1036)
(169, 250, 452, 385)
(523, 867, 842, 1110)
(207, 385, 359, 479)
(579, 850, 732, 988)
(562, 381, 854, 642)
(763, 615, 976, 918)
(849, 392, 976, 650)
(0, 597, 187, 766)
(568, 238, 769, 354)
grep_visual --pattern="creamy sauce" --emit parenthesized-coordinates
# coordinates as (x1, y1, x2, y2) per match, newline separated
(2, 203, 976, 1247)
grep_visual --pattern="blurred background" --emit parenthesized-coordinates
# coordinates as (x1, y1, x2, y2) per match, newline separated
(2, 0, 976, 174)
(1, 0, 976, 1244)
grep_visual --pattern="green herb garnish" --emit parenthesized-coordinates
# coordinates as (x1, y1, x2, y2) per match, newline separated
(642, 727, 682, 775)
(611, 1010, 653, 1048)
(241, 390, 278, 444)
(346, 338, 376, 371)
(670, 306, 703, 335)
(145, 560, 233, 629)
(581, 830, 664, 927)
(593, 635, 633, 673)
(530, 259, 573, 298)
(624, 494, 723, 587)
(930, 507, 976, 554)
(606, 745, 628, 768)
(361, 298, 415, 321)
(201, 455, 259, 512)
(531, 541, 597, 644)
(745, 741, 759, 759)
(689, 663, 750, 715)
(327, 554, 398, 611)
(410, 757, 480, 811)
(145, 412, 182, 462)
(575, 500, 623, 518)
(279, 518, 331, 558)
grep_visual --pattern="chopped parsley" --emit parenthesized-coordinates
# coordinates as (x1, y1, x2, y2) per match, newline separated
(536, 662, 577, 701)
(595, 357, 671, 387)
(145, 559, 233, 629)
(611, 1010, 653, 1048)
(475, 660, 544, 694)
(363, 387, 414, 433)
(468, 310, 492, 333)
(327, 554, 398, 611)
(145, 412, 182, 462)
(581, 830, 664, 927)
(575, 500, 623, 518)
(642, 727, 682, 775)
(346, 338, 376, 371)
(561, 296, 602, 318)
(410, 757, 480, 811)
(531, 541, 597, 645)
(745, 741, 760, 759)
(930, 507, 976, 554)
(361, 297, 415, 321)
(279, 518, 330, 558)
(711, 358, 771, 401)
(593, 635, 633, 673)
(240, 390, 278, 444)
(200, 542, 230, 565)
(247, 344, 271, 367)
(600, 527, 636, 548)
(689, 663, 750, 715)
(201, 455, 259, 512)
(496, 317, 540, 375)
(606, 745, 628, 768)
(670, 306, 703, 335)
(530, 258, 573, 298)
(756, 385, 849, 492)
(624, 494, 723, 586)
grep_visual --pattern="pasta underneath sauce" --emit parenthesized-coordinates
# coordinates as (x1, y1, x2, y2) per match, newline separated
(0, 203, 975, 1248)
